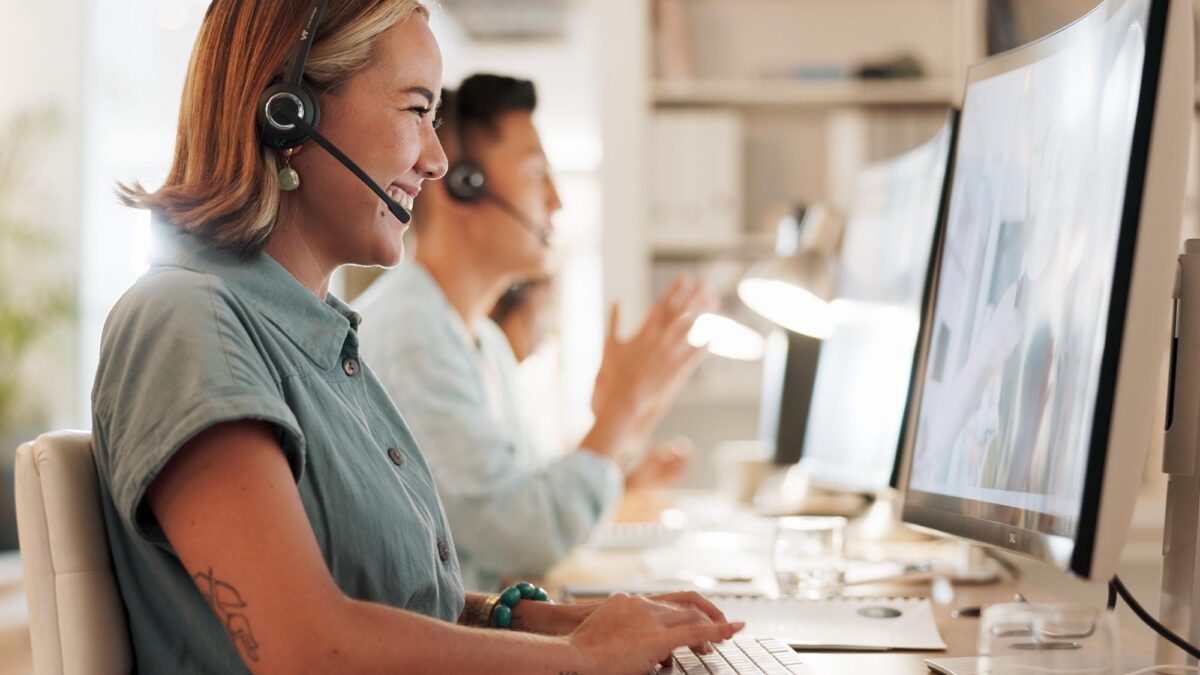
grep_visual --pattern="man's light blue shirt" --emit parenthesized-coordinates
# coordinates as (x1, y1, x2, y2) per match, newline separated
(356, 263, 622, 591)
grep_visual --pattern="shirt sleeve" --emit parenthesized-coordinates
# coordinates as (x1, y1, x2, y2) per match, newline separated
(91, 269, 305, 545)
(368, 316, 622, 579)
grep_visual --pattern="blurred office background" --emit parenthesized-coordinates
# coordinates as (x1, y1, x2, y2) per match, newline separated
(7, 0, 1199, 489)
(4, 0, 1200, 671)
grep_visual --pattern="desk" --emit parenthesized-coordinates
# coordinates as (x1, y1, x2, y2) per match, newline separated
(549, 491, 1163, 674)
(799, 579, 1151, 674)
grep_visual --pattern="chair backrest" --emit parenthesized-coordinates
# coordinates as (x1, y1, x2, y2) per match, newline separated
(14, 431, 132, 675)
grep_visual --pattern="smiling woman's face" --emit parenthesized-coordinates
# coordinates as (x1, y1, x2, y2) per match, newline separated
(289, 14, 448, 269)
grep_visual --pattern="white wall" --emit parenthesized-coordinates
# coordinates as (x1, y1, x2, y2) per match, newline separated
(0, 0, 85, 432)
(2, 0, 207, 432)
(77, 0, 207, 427)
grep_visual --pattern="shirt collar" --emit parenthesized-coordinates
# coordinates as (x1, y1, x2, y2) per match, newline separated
(406, 261, 482, 352)
(148, 218, 361, 369)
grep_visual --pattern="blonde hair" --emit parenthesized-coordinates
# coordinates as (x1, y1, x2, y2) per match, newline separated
(119, 0, 429, 254)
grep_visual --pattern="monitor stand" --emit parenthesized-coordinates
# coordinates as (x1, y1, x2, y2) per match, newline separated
(847, 490, 934, 543)
(846, 495, 999, 586)
(751, 464, 867, 518)
(1158, 239, 1200, 667)
(948, 542, 1003, 585)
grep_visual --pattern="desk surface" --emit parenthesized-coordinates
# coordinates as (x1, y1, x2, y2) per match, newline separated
(549, 491, 1163, 674)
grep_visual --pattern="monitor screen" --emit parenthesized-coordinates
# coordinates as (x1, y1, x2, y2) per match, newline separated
(903, 0, 1164, 569)
(799, 116, 955, 493)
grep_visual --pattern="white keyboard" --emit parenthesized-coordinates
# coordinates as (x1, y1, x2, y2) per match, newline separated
(589, 521, 685, 550)
(655, 637, 809, 674)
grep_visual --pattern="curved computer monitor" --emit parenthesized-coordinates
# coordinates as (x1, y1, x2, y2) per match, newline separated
(799, 113, 957, 494)
(901, 0, 1192, 580)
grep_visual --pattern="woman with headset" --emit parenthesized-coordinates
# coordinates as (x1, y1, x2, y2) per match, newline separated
(92, 1, 741, 672)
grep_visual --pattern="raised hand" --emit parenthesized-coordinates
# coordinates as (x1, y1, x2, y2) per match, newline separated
(625, 437, 694, 491)
(584, 277, 717, 459)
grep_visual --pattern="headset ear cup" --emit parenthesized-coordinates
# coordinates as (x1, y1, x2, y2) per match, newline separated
(257, 82, 321, 149)
(445, 161, 488, 203)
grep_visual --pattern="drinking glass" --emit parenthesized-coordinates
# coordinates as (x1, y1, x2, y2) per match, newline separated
(771, 516, 847, 599)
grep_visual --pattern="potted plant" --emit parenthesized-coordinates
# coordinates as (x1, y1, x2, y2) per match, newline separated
(0, 108, 75, 550)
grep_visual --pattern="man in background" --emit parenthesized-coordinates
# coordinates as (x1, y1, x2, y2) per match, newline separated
(491, 275, 694, 489)
(356, 74, 712, 591)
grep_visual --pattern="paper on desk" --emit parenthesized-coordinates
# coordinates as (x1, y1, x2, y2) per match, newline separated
(710, 594, 948, 651)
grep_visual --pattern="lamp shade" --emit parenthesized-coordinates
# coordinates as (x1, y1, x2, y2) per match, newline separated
(737, 249, 836, 339)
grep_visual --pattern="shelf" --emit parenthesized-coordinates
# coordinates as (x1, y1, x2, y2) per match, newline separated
(654, 78, 959, 107)
(675, 386, 761, 407)
(649, 233, 777, 258)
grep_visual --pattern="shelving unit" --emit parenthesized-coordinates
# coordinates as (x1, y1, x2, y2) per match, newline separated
(648, 232, 776, 259)
(653, 77, 961, 107)
(594, 0, 1072, 486)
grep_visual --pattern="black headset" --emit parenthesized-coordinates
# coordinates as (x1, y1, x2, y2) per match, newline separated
(443, 107, 489, 204)
(255, 0, 412, 224)
(444, 161, 489, 204)
(440, 90, 550, 246)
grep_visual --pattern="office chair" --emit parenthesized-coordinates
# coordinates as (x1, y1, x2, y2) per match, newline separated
(14, 431, 131, 674)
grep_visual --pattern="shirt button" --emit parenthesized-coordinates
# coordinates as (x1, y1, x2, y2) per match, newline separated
(437, 540, 450, 562)
(342, 357, 359, 376)
(387, 447, 404, 466)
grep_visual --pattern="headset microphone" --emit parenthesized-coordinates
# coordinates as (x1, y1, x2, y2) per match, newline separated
(256, 0, 412, 225)
(274, 108, 412, 224)
(485, 193, 551, 247)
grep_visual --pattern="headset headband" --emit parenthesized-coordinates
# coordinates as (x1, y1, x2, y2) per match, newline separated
(287, 0, 326, 87)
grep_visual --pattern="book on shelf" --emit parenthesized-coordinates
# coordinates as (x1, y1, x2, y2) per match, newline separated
(654, 0, 691, 80)
(650, 109, 744, 250)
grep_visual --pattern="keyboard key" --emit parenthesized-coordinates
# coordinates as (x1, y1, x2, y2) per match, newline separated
(661, 637, 806, 674)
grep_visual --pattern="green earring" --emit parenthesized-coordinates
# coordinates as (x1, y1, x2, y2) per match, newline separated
(278, 148, 300, 191)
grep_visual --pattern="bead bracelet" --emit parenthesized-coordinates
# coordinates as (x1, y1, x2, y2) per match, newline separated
(490, 581, 551, 629)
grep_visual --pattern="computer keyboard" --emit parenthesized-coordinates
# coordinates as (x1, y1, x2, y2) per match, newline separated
(654, 636, 809, 674)
(589, 521, 684, 550)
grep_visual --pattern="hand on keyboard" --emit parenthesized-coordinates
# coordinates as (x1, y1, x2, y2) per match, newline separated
(568, 592, 745, 674)
(655, 637, 809, 674)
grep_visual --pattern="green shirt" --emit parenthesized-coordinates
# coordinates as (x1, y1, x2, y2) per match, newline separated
(91, 220, 465, 673)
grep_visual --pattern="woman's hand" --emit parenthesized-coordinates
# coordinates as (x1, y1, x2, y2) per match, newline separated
(583, 277, 717, 459)
(625, 438, 693, 491)
(567, 593, 743, 674)
(513, 600, 602, 635)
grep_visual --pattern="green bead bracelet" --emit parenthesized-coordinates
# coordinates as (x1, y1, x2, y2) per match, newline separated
(491, 582, 551, 628)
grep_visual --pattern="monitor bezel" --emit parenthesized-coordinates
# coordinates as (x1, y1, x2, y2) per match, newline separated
(900, 0, 1170, 577)
(889, 108, 960, 493)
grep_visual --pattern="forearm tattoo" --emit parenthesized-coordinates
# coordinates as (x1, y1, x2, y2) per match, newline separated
(194, 567, 261, 662)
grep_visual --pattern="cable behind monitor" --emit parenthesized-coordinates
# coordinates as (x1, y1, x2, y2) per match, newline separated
(1111, 575, 1200, 661)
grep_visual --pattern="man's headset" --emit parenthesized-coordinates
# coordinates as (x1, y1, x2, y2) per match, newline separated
(255, 0, 411, 224)
(440, 90, 552, 247)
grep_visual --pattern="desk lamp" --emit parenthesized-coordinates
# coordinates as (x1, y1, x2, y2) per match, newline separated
(737, 204, 842, 339)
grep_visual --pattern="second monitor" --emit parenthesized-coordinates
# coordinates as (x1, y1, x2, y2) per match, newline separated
(798, 114, 957, 495)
